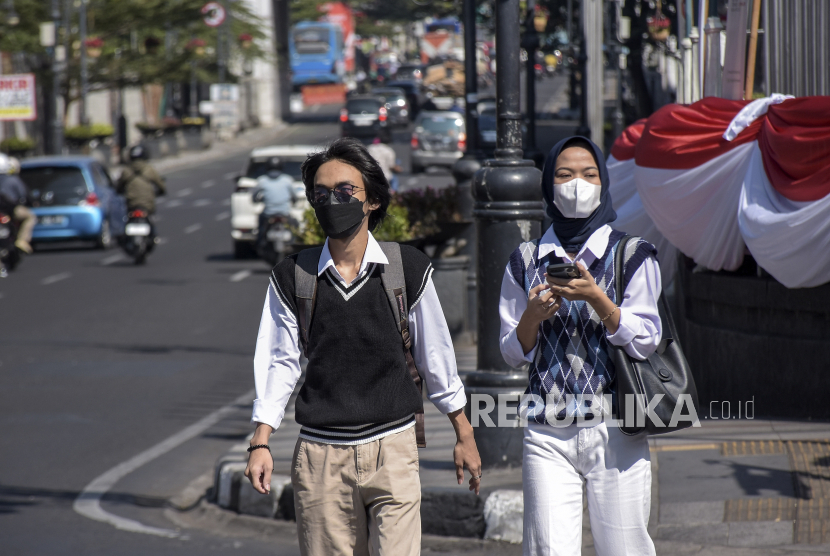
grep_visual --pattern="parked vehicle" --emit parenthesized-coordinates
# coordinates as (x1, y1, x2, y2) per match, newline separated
(340, 95, 391, 141)
(19, 156, 126, 249)
(371, 87, 410, 127)
(120, 208, 155, 265)
(0, 209, 20, 277)
(231, 146, 313, 259)
(410, 111, 466, 173)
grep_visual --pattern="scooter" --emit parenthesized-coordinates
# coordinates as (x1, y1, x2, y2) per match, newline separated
(120, 209, 156, 265)
(0, 210, 20, 277)
(256, 214, 293, 267)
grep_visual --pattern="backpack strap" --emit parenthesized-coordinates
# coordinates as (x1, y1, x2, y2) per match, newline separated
(294, 247, 324, 358)
(379, 242, 426, 448)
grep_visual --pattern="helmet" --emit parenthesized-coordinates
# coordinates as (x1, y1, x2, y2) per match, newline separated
(0, 153, 10, 174)
(267, 156, 283, 171)
(129, 144, 148, 161)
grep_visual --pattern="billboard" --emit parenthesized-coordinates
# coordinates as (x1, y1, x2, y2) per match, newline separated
(0, 74, 37, 121)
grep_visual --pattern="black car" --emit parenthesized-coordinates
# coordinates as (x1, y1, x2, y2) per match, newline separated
(394, 64, 424, 83)
(385, 80, 423, 119)
(371, 87, 410, 127)
(340, 95, 391, 141)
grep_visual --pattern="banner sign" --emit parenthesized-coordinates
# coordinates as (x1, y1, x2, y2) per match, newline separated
(0, 74, 37, 121)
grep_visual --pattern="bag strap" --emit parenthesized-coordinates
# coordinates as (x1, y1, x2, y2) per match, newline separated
(294, 247, 324, 358)
(379, 242, 426, 448)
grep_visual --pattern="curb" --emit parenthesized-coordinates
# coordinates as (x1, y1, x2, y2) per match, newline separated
(211, 443, 523, 543)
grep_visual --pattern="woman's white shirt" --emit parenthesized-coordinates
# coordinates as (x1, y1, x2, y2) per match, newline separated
(498, 224, 663, 368)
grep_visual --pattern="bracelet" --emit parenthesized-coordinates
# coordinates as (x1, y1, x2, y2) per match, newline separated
(247, 444, 271, 453)
(600, 306, 618, 322)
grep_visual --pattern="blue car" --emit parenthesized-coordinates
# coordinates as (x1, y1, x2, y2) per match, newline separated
(19, 156, 126, 249)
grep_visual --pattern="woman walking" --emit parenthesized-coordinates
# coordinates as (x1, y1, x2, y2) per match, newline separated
(499, 136, 661, 556)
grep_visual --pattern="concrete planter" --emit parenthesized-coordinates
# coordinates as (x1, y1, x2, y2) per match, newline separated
(182, 125, 208, 151)
(676, 256, 830, 419)
(162, 128, 180, 158)
(430, 255, 471, 340)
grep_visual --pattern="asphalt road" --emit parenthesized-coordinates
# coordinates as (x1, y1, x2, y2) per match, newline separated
(0, 114, 506, 555)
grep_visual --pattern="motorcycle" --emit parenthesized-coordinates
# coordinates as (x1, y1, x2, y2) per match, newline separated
(0, 210, 20, 277)
(120, 209, 156, 265)
(256, 214, 293, 267)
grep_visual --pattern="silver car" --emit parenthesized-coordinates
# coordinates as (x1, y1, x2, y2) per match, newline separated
(410, 111, 466, 173)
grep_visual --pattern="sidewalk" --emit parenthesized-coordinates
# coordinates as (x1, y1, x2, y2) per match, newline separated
(203, 342, 830, 554)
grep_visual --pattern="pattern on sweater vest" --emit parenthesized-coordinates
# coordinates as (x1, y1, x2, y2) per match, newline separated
(507, 230, 656, 423)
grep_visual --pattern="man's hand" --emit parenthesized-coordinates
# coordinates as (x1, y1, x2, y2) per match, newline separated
(448, 409, 483, 495)
(244, 422, 274, 495)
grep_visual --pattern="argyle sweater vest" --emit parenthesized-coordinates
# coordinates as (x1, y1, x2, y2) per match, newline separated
(507, 230, 657, 423)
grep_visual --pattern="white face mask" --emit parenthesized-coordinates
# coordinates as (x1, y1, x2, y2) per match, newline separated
(552, 178, 602, 219)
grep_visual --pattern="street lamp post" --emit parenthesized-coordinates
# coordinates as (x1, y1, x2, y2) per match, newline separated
(522, 0, 542, 166)
(451, 0, 482, 339)
(466, 0, 545, 469)
(48, 0, 64, 154)
(79, 0, 89, 126)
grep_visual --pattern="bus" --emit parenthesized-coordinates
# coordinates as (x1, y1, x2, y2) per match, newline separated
(289, 21, 345, 89)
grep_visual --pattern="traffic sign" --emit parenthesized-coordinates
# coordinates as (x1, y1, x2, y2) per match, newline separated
(202, 2, 226, 27)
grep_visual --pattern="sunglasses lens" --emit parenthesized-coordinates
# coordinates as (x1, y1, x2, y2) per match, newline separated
(333, 184, 356, 204)
(312, 188, 329, 206)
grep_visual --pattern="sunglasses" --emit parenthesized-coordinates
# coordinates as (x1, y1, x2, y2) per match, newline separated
(311, 183, 363, 207)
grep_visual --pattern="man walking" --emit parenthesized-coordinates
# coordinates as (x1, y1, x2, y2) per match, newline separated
(0, 154, 35, 254)
(245, 138, 481, 556)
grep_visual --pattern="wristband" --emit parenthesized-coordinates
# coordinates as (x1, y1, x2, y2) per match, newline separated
(247, 444, 271, 453)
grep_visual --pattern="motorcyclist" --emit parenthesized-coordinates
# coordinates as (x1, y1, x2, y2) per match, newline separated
(0, 154, 35, 254)
(251, 156, 297, 247)
(116, 145, 166, 213)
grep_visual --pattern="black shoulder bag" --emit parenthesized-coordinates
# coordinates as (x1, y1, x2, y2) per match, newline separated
(612, 235, 700, 435)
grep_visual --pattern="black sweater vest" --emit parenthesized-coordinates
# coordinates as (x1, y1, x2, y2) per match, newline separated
(272, 245, 432, 428)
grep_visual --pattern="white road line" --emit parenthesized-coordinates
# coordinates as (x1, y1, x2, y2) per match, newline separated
(73, 389, 255, 539)
(157, 237, 169, 245)
(201, 179, 215, 188)
(230, 270, 252, 282)
(223, 171, 238, 180)
(215, 211, 230, 221)
(222, 198, 231, 206)
(164, 199, 183, 209)
(100, 254, 124, 266)
(176, 188, 193, 198)
(406, 177, 419, 186)
(193, 199, 211, 207)
(184, 223, 202, 234)
(41, 272, 71, 285)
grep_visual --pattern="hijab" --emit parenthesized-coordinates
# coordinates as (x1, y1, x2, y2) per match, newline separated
(541, 135, 617, 253)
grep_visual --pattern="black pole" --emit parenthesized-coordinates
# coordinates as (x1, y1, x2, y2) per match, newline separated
(452, 0, 482, 340)
(568, 0, 578, 110)
(273, 0, 292, 122)
(575, 21, 591, 138)
(522, 0, 542, 166)
(466, 0, 545, 469)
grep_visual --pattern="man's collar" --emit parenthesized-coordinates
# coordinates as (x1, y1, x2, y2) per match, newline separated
(318, 232, 389, 276)
(538, 225, 612, 261)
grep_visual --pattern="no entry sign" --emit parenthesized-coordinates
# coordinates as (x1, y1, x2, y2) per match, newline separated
(201, 2, 226, 27)
(0, 74, 37, 121)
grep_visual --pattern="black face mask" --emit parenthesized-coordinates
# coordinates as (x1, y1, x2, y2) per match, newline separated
(314, 199, 366, 239)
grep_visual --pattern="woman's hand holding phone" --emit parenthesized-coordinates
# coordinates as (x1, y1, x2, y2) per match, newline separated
(516, 283, 561, 355)
(546, 261, 601, 303)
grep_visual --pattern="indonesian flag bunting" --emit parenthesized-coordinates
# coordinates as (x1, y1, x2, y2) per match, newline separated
(607, 95, 830, 289)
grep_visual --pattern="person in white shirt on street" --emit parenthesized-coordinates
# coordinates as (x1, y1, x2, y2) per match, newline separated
(245, 138, 481, 556)
(499, 136, 661, 556)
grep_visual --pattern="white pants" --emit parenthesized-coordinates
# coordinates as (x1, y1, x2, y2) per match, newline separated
(522, 421, 656, 556)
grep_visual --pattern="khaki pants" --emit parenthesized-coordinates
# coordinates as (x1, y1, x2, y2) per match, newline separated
(14, 205, 35, 245)
(292, 426, 421, 556)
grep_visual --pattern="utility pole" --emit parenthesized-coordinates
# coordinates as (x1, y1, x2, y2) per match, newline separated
(522, 0, 541, 165)
(50, 0, 64, 154)
(581, 0, 603, 147)
(79, 0, 89, 125)
(272, 0, 292, 122)
(467, 0, 544, 469)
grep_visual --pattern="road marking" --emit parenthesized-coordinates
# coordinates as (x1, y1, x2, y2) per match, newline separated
(176, 188, 193, 198)
(164, 199, 183, 209)
(157, 237, 169, 245)
(73, 388, 255, 539)
(650, 443, 721, 452)
(201, 179, 215, 188)
(222, 198, 231, 206)
(100, 254, 124, 266)
(230, 270, 252, 282)
(193, 199, 211, 207)
(184, 224, 202, 234)
(223, 171, 237, 180)
(215, 211, 230, 221)
(406, 178, 418, 186)
(41, 272, 71, 285)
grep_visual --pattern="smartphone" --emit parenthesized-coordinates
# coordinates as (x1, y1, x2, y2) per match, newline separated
(546, 263, 580, 279)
